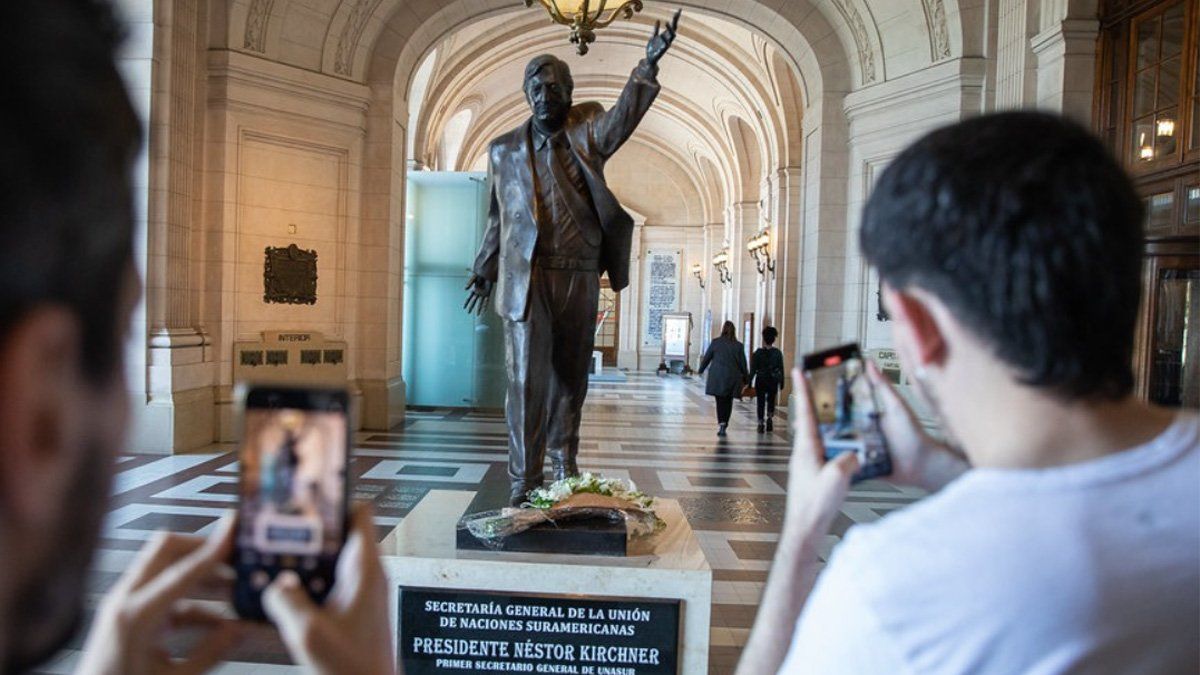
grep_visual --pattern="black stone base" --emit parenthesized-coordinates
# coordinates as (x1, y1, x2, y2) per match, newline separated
(455, 480, 628, 556)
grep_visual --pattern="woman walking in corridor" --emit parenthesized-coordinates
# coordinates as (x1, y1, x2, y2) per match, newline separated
(697, 321, 749, 437)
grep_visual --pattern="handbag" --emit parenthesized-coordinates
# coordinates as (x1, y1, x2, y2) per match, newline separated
(741, 384, 756, 398)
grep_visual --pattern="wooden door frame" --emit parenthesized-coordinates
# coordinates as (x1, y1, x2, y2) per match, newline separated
(596, 277, 621, 366)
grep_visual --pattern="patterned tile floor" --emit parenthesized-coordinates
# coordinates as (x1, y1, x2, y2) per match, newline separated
(37, 372, 925, 674)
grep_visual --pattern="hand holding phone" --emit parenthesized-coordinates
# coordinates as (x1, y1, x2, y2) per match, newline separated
(800, 343, 894, 484)
(864, 360, 969, 491)
(263, 503, 395, 675)
(234, 386, 351, 621)
(78, 517, 241, 675)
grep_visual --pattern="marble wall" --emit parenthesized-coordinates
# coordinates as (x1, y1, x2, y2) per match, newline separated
(117, 0, 1103, 452)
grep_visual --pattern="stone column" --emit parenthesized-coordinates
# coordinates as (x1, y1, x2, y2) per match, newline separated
(1031, 1, 1100, 123)
(771, 166, 803, 365)
(617, 222, 645, 370)
(994, 0, 1039, 109)
(701, 222, 724, 357)
(129, 0, 215, 453)
(729, 200, 760, 333)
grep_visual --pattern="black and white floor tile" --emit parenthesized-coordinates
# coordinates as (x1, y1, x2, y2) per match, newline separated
(36, 372, 926, 674)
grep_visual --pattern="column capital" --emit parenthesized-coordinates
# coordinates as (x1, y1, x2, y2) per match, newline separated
(1031, 17, 1099, 56)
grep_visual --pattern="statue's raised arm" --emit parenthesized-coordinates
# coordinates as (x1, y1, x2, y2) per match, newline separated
(589, 9, 683, 160)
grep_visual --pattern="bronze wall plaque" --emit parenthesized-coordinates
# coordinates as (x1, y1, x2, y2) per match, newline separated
(264, 244, 318, 305)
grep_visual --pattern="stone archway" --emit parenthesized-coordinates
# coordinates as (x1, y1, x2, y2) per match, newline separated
(351, 0, 860, 413)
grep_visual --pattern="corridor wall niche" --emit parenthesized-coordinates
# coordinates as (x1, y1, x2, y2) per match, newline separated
(402, 172, 504, 408)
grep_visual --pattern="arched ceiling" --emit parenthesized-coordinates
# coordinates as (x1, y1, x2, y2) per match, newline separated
(220, 0, 975, 225)
(226, 0, 968, 93)
(408, 7, 793, 225)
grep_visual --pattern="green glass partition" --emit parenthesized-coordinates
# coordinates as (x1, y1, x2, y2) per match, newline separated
(402, 172, 505, 408)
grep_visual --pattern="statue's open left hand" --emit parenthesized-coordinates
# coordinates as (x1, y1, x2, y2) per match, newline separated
(646, 9, 682, 65)
(463, 274, 493, 316)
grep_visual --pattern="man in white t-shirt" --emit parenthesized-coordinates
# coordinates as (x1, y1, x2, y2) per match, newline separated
(737, 112, 1199, 675)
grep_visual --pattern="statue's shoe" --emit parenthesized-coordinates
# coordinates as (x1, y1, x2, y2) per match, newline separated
(552, 463, 579, 482)
(509, 484, 535, 507)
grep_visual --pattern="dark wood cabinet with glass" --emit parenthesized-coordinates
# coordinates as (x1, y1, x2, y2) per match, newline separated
(1097, 0, 1199, 407)
(1097, 0, 1198, 235)
(1134, 243, 1199, 407)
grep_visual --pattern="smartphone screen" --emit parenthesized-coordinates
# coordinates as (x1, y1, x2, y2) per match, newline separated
(802, 343, 893, 484)
(234, 387, 350, 620)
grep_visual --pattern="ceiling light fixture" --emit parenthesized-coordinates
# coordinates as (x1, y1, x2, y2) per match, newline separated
(525, 0, 645, 55)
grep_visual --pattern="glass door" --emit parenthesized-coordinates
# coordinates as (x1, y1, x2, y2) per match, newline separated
(402, 172, 504, 408)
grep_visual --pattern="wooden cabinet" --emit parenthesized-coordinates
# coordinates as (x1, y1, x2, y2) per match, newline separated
(1097, 0, 1198, 237)
(1097, 0, 1199, 406)
(1133, 243, 1199, 406)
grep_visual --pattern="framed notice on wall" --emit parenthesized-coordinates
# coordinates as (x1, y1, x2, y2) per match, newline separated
(642, 250, 681, 348)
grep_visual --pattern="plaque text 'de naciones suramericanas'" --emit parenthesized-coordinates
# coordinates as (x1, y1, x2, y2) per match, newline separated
(399, 587, 681, 675)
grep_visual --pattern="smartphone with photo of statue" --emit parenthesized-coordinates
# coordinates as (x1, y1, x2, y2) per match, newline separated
(233, 386, 350, 620)
(801, 343, 893, 484)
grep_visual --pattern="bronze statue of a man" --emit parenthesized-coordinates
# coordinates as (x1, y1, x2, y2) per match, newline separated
(465, 11, 682, 505)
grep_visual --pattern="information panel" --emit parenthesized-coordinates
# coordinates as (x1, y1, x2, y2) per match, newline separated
(399, 587, 681, 675)
(642, 250, 680, 348)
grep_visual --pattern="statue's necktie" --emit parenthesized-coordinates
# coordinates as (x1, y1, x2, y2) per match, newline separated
(548, 135, 602, 246)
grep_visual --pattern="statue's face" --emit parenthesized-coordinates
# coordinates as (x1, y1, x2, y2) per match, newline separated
(525, 66, 571, 130)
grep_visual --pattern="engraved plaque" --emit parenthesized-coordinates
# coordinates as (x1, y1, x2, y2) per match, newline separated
(264, 244, 318, 305)
(399, 587, 681, 675)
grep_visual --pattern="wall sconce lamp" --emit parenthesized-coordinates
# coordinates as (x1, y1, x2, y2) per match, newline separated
(691, 263, 705, 289)
(712, 249, 733, 285)
(746, 229, 775, 276)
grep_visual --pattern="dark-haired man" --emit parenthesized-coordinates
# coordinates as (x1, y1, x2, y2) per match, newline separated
(738, 112, 1198, 674)
(0, 1, 392, 673)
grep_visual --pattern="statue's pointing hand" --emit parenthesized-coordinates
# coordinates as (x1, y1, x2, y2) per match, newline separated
(646, 9, 682, 66)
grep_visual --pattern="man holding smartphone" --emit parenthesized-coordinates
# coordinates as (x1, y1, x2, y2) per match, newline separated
(0, 1, 393, 673)
(738, 112, 1198, 674)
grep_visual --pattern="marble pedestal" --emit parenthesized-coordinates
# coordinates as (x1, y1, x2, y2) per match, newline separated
(380, 490, 712, 674)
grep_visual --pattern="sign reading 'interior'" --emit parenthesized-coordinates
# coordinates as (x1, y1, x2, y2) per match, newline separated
(398, 587, 681, 675)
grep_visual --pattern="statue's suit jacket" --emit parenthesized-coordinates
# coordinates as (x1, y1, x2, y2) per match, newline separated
(471, 61, 661, 323)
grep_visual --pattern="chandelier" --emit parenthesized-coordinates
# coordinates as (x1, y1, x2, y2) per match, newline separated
(525, 0, 644, 55)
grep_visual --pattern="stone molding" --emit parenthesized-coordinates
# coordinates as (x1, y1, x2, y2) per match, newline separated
(149, 327, 209, 350)
(1029, 16, 1100, 121)
(843, 57, 987, 140)
(243, 0, 274, 52)
(1029, 17, 1099, 56)
(921, 0, 953, 61)
(334, 0, 382, 77)
(830, 0, 879, 84)
(208, 50, 371, 128)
